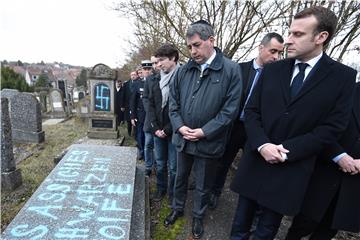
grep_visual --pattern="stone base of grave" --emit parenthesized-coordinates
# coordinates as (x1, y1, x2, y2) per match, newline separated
(1, 169, 22, 191)
(87, 129, 119, 139)
(12, 129, 45, 143)
(43, 112, 69, 119)
(130, 165, 150, 240)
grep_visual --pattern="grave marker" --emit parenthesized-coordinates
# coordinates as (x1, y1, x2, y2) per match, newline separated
(1, 89, 45, 143)
(87, 64, 118, 139)
(2, 144, 138, 240)
(1, 98, 22, 190)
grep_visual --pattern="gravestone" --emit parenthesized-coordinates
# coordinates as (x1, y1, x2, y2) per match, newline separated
(2, 144, 139, 240)
(78, 91, 85, 100)
(48, 89, 68, 118)
(87, 64, 119, 139)
(76, 97, 91, 121)
(1, 98, 23, 190)
(1, 90, 45, 143)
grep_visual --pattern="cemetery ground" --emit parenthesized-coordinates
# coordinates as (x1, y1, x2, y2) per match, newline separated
(1, 117, 359, 240)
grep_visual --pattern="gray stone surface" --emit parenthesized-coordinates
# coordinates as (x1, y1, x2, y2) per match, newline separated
(2, 91, 45, 143)
(49, 89, 65, 112)
(2, 144, 138, 240)
(1, 98, 23, 191)
(1, 88, 20, 100)
(1, 168, 23, 191)
(129, 164, 149, 240)
(47, 89, 68, 118)
(1, 98, 15, 171)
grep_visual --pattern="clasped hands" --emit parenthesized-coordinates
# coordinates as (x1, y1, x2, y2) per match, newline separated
(178, 126, 205, 141)
(259, 143, 289, 164)
(337, 154, 360, 175)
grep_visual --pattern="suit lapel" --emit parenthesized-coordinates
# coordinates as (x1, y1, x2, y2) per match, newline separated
(353, 83, 360, 131)
(280, 59, 295, 104)
(289, 54, 333, 105)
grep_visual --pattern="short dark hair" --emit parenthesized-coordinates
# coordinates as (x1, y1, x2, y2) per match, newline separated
(154, 43, 179, 62)
(294, 6, 338, 46)
(260, 32, 284, 45)
(186, 20, 214, 41)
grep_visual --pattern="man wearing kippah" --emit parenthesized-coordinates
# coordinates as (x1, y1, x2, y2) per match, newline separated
(166, 20, 242, 239)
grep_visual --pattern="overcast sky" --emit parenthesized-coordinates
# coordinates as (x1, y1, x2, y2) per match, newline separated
(1, 0, 132, 68)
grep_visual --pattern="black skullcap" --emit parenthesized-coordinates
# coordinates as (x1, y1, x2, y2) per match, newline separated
(191, 20, 212, 26)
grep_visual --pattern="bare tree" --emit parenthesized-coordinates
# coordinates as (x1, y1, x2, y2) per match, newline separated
(112, 0, 360, 66)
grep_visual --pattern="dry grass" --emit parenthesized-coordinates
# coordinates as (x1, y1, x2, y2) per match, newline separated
(1, 117, 87, 231)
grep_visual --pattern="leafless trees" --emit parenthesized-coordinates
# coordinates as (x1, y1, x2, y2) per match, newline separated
(113, 0, 360, 74)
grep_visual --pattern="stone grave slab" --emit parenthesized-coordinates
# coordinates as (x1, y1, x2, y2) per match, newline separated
(1, 90, 44, 143)
(2, 144, 138, 240)
(1, 97, 22, 190)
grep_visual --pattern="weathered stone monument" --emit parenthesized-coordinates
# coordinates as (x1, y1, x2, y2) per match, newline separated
(87, 64, 119, 139)
(1, 98, 23, 190)
(76, 97, 91, 120)
(1, 89, 45, 143)
(48, 88, 68, 118)
(1, 144, 143, 240)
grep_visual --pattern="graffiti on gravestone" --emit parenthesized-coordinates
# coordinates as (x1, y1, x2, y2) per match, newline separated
(2, 144, 137, 240)
(94, 83, 110, 112)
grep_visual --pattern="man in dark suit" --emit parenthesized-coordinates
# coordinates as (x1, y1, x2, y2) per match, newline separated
(130, 62, 153, 161)
(209, 32, 284, 210)
(115, 79, 125, 126)
(122, 71, 138, 136)
(285, 82, 360, 240)
(230, 6, 356, 240)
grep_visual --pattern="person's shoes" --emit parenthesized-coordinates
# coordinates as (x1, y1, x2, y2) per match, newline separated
(164, 210, 184, 226)
(192, 218, 204, 239)
(152, 190, 166, 202)
(145, 169, 151, 177)
(208, 193, 219, 210)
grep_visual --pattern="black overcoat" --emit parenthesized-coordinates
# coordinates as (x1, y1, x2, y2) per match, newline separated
(230, 53, 356, 215)
(130, 80, 146, 124)
(300, 82, 360, 232)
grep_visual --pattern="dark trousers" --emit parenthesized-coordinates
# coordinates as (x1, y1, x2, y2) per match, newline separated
(286, 197, 338, 240)
(231, 195, 283, 240)
(127, 120, 133, 136)
(135, 122, 145, 158)
(173, 152, 218, 219)
(212, 121, 247, 196)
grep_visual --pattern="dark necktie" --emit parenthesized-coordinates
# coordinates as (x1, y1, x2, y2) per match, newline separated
(291, 63, 308, 98)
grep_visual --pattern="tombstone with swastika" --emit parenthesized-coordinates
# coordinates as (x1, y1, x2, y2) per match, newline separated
(87, 64, 119, 139)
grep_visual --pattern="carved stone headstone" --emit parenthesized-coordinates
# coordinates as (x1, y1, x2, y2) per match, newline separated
(87, 64, 118, 139)
(2, 144, 138, 240)
(48, 89, 68, 118)
(1, 98, 22, 190)
(1, 90, 45, 143)
(76, 97, 90, 121)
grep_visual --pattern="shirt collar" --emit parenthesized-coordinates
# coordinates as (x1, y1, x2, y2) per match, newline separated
(252, 59, 262, 71)
(205, 49, 217, 66)
(295, 52, 323, 68)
